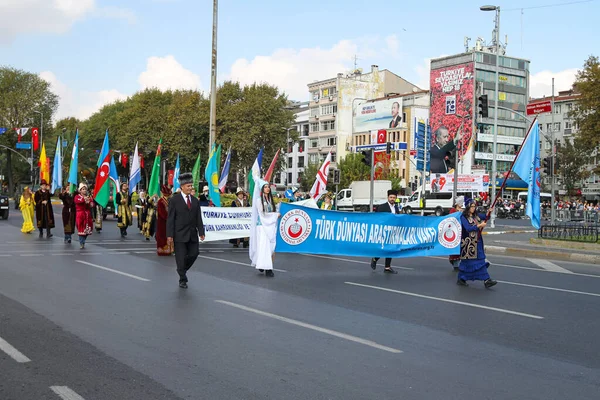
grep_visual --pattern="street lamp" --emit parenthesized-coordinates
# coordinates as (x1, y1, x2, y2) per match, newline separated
(480, 4, 500, 228)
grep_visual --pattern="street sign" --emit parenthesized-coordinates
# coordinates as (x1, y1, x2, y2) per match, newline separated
(526, 100, 552, 116)
(355, 142, 407, 152)
(16, 142, 32, 150)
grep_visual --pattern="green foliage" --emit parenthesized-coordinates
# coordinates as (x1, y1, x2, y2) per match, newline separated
(298, 162, 320, 192)
(556, 138, 591, 196)
(571, 56, 600, 161)
(337, 153, 370, 189)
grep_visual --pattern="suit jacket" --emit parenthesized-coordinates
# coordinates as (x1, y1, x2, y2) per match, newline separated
(376, 201, 400, 214)
(429, 141, 457, 173)
(166, 193, 205, 243)
(389, 115, 402, 128)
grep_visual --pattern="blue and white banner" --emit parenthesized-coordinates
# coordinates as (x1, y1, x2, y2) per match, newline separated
(201, 207, 252, 242)
(276, 203, 461, 258)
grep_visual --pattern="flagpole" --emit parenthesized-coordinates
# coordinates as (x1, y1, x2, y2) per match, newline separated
(487, 117, 538, 219)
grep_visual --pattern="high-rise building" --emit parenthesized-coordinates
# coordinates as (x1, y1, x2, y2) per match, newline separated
(275, 101, 309, 189)
(429, 38, 530, 196)
(307, 65, 420, 168)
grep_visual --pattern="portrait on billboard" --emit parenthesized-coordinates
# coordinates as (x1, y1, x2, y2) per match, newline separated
(429, 62, 475, 173)
(389, 101, 402, 128)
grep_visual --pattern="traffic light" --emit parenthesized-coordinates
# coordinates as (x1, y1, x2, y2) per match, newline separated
(386, 142, 392, 155)
(333, 169, 341, 184)
(478, 94, 489, 118)
(542, 156, 552, 174)
(554, 157, 560, 175)
(361, 150, 372, 167)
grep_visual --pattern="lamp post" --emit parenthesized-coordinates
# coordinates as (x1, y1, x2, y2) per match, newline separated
(480, 4, 500, 228)
(282, 127, 293, 186)
(208, 0, 218, 152)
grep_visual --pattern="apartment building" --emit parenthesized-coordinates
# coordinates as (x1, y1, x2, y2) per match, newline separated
(275, 101, 310, 189)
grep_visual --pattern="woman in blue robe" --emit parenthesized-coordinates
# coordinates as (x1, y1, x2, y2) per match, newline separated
(457, 198, 497, 288)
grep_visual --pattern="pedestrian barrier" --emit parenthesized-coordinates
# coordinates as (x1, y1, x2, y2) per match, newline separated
(538, 224, 599, 242)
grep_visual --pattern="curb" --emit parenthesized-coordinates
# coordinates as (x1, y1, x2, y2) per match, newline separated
(485, 245, 600, 265)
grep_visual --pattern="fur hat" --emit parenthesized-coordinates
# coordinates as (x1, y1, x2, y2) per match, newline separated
(160, 184, 172, 196)
(78, 182, 88, 191)
(40, 179, 48, 186)
(454, 195, 465, 208)
(178, 172, 193, 186)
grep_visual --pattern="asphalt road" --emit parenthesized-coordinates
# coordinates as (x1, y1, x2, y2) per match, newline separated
(1, 206, 599, 400)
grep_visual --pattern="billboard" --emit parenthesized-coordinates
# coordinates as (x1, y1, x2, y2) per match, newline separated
(430, 173, 488, 193)
(429, 62, 475, 174)
(354, 98, 404, 133)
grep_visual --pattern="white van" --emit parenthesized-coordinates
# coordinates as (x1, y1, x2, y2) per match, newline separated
(403, 185, 479, 216)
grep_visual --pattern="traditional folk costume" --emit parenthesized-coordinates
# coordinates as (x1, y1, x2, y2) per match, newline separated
(155, 185, 173, 256)
(34, 180, 55, 238)
(458, 198, 497, 288)
(19, 188, 35, 234)
(137, 192, 148, 232)
(116, 189, 133, 237)
(448, 196, 464, 271)
(58, 190, 77, 243)
(74, 183, 94, 249)
(318, 192, 334, 210)
(142, 196, 157, 241)
(249, 180, 279, 277)
(229, 187, 249, 248)
(94, 204, 103, 233)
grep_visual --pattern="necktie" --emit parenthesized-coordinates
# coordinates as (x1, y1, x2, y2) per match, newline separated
(186, 195, 191, 210)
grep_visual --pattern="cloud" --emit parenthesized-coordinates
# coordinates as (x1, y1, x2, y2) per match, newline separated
(227, 36, 402, 100)
(413, 55, 449, 91)
(138, 55, 202, 91)
(529, 68, 578, 98)
(0, 0, 135, 43)
(40, 71, 127, 121)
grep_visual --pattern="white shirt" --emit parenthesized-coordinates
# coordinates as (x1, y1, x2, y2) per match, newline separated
(389, 202, 396, 214)
(181, 192, 192, 205)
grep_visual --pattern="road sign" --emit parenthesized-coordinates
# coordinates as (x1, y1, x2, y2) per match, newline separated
(355, 142, 407, 152)
(16, 142, 32, 150)
(526, 100, 552, 116)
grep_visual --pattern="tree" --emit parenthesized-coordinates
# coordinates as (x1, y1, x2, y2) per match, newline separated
(337, 153, 370, 189)
(298, 162, 320, 192)
(571, 55, 600, 160)
(556, 138, 591, 196)
(0, 66, 59, 193)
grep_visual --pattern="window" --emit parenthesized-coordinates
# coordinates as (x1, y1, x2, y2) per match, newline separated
(321, 120, 335, 131)
(555, 104, 561, 114)
(546, 123, 552, 132)
(483, 89, 526, 105)
(310, 122, 319, 132)
(566, 103, 573, 111)
(288, 157, 293, 167)
(326, 137, 336, 146)
(302, 124, 309, 136)
(331, 153, 336, 162)
(320, 104, 337, 115)
(554, 122, 561, 131)
(477, 71, 526, 88)
(311, 90, 319, 101)
(297, 157, 305, 168)
(288, 173, 292, 185)
(310, 139, 318, 148)
(545, 141, 551, 150)
(310, 107, 319, 117)
(309, 154, 319, 163)
(322, 86, 336, 97)
(565, 121, 573, 130)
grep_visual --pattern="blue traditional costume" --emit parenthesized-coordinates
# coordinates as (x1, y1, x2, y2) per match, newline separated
(458, 198, 497, 288)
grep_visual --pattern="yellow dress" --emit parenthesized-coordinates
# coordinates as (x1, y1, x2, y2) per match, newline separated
(20, 196, 36, 233)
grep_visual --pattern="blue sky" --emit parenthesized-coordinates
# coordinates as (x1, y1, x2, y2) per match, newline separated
(1, 0, 598, 120)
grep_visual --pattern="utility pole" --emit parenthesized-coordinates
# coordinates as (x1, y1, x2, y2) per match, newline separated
(208, 0, 218, 151)
(551, 77, 556, 223)
(369, 150, 374, 212)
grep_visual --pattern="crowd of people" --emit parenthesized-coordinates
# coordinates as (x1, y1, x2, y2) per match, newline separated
(14, 175, 497, 289)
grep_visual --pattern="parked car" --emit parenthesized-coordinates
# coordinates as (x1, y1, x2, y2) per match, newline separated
(0, 194, 9, 219)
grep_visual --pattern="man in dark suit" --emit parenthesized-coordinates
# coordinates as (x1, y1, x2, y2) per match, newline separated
(430, 125, 462, 173)
(389, 101, 402, 128)
(370, 189, 400, 274)
(167, 172, 205, 288)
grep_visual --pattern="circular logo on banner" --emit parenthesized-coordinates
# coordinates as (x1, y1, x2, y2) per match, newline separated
(280, 209, 312, 245)
(438, 217, 461, 249)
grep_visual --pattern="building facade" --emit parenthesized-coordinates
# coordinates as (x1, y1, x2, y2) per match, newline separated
(276, 101, 310, 189)
(307, 65, 420, 169)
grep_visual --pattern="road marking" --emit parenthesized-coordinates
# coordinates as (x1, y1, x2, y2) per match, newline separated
(50, 386, 85, 400)
(108, 252, 130, 255)
(75, 260, 150, 282)
(497, 280, 600, 298)
(0, 336, 31, 363)
(345, 282, 544, 320)
(19, 253, 44, 257)
(301, 254, 413, 270)
(197, 255, 287, 272)
(527, 258, 573, 274)
(215, 300, 402, 354)
(78, 252, 102, 256)
(134, 251, 157, 254)
(0, 254, 12, 257)
(51, 253, 74, 256)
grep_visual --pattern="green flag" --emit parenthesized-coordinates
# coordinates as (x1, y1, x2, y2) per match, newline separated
(148, 139, 162, 198)
(191, 151, 202, 192)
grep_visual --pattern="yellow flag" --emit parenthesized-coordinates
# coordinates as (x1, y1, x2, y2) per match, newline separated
(39, 143, 50, 183)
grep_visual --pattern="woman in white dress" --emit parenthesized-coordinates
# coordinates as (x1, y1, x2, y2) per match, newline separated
(249, 180, 280, 277)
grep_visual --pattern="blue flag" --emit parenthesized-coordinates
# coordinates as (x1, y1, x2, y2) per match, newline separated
(109, 154, 120, 210)
(68, 130, 79, 192)
(0, 128, 7, 135)
(51, 137, 63, 193)
(172, 154, 181, 193)
(204, 145, 221, 207)
(97, 130, 109, 168)
(218, 149, 231, 193)
(129, 142, 141, 194)
(512, 120, 541, 229)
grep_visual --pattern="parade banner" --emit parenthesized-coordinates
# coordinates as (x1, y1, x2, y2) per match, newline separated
(276, 203, 461, 258)
(202, 207, 251, 242)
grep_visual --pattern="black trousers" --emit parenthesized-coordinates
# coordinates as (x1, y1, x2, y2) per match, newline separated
(373, 257, 392, 267)
(174, 241, 199, 283)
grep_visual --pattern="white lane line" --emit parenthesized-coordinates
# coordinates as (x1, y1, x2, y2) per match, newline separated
(0, 336, 31, 363)
(75, 260, 150, 282)
(51, 253, 74, 256)
(428, 256, 600, 279)
(0, 254, 12, 257)
(527, 258, 573, 274)
(19, 253, 44, 257)
(345, 282, 544, 320)
(108, 252, 130, 255)
(134, 251, 157, 254)
(498, 280, 600, 298)
(215, 300, 402, 354)
(301, 254, 413, 270)
(78, 252, 102, 256)
(50, 386, 85, 400)
(196, 255, 287, 272)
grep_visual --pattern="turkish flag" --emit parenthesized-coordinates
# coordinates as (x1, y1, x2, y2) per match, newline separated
(32, 127, 39, 151)
(121, 153, 128, 168)
(377, 129, 387, 144)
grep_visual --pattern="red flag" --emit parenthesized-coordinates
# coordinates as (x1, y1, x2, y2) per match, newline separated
(93, 153, 112, 199)
(264, 149, 281, 182)
(121, 153, 128, 168)
(32, 127, 39, 150)
(140, 154, 144, 168)
(16, 128, 21, 143)
(377, 129, 387, 144)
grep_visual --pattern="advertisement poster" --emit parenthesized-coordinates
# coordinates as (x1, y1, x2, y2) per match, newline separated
(429, 62, 475, 174)
(354, 98, 404, 133)
(430, 174, 489, 193)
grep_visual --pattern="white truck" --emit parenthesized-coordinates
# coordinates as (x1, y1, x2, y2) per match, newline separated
(336, 180, 392, 212)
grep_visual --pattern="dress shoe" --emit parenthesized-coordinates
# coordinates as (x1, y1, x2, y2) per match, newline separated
(265, 270, 274, 277)
(457, 279, 469, 286)
(370, 259, 377, 270)
(258, 269, 264, 273)
(383, 267, 398, 274)
(179, 282, 188, 289)
(484, 279, 497, 289)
